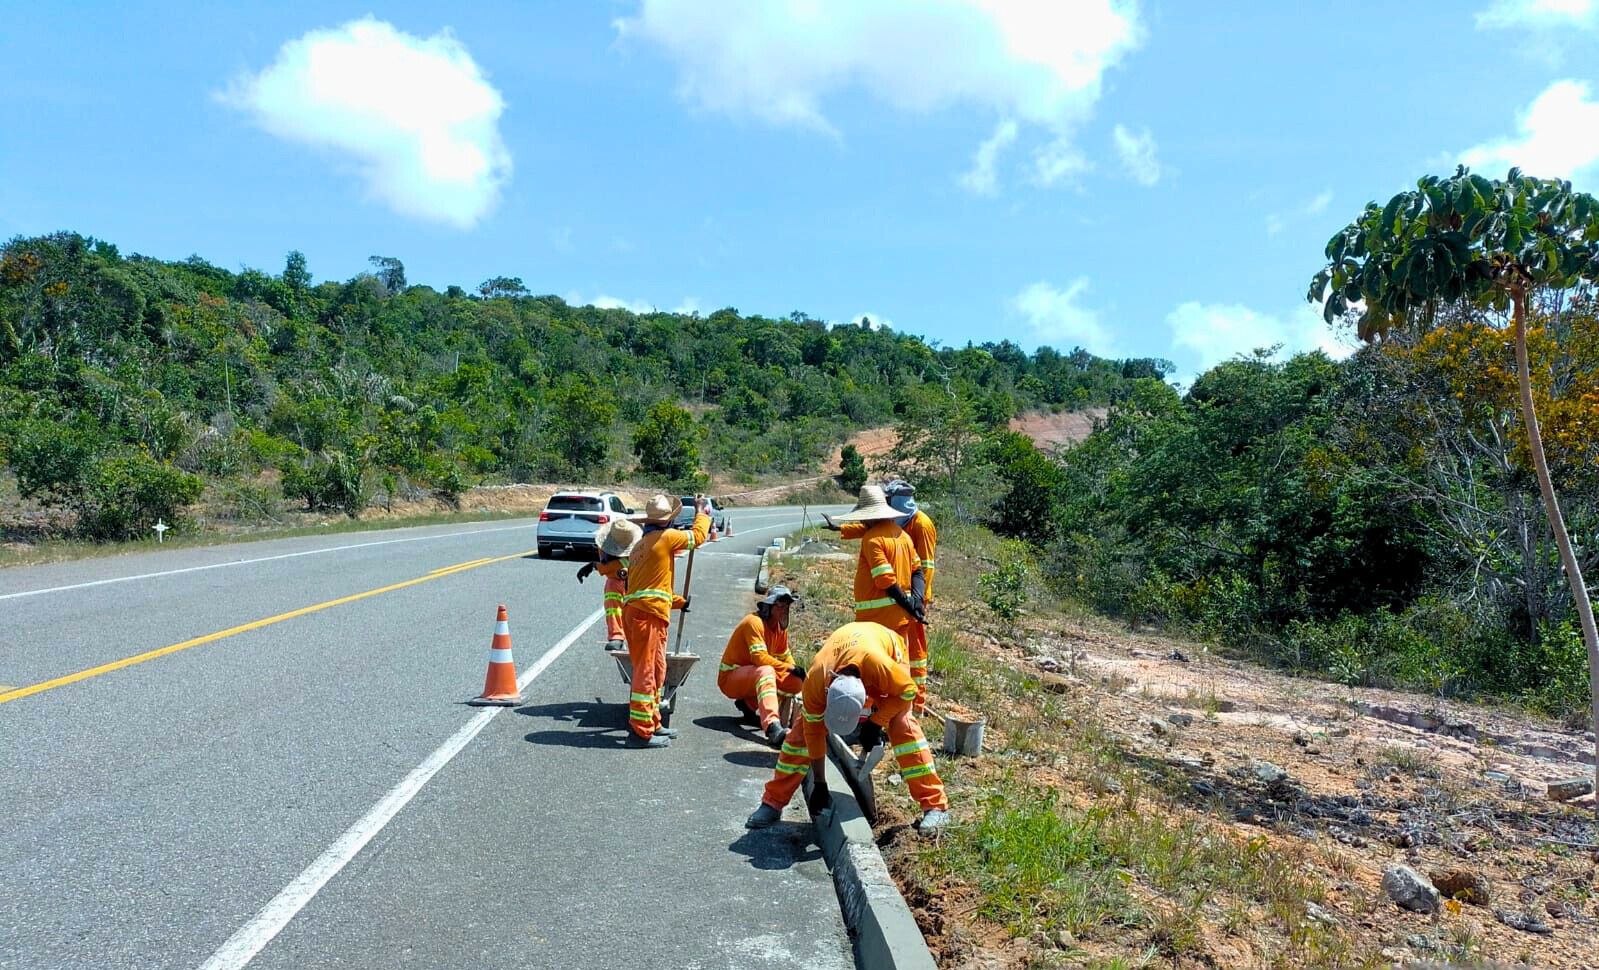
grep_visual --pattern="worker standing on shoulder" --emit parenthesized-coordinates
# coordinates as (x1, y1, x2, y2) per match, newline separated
(744, 621, 948, 834)
(621, 493, 711, 748)
(718, 586, 802, 747)
(825, 485, 925, 650)
(825, 480, 935, 709)
(577, 518, 642, 651)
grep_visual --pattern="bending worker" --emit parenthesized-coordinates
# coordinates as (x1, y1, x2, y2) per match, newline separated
(827, 485, 925, 648)
(718, 585, 801, 747)
(621, 493, 711, 748)
(577, 518, 641, 651)
(826, 479, 935, 712)
(744, 621, 949, 834)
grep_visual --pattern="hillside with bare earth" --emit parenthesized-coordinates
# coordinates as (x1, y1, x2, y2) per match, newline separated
(1010, 408, 1105, 451)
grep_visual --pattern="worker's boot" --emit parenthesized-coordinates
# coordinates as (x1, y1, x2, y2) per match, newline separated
(763, 721, 786, 747)
(915, 809, 949, 835)
(654, 725, 679, 738)
(733, 699, 758, 726)
(626, 732, 671, 749)
(744, 803, 781, 829)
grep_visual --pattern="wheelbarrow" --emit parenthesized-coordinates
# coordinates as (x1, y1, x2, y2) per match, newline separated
(605, 647, 699, 727)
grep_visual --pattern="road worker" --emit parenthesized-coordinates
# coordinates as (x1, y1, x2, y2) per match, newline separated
(718, 585, 802, 747)
(825, 485, 925, 646)
(744, 621, 949, 834)
(621, 493, 711, 748)
(577, 518, 642, 651)
(827, 479, 935, 712)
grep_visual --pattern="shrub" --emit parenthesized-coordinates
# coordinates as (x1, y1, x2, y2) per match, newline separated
(979, 541, 1033, 620)
(76, 452, 204, 540)
(282, 451, 369, 517)
(838, 443, 867, 492)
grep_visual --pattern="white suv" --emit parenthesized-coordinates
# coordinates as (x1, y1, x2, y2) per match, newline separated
(536, 491, 633, 558)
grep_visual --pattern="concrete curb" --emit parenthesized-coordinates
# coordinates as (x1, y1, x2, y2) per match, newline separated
(754, 547, 773, 594)
(804, 754, 938, 970)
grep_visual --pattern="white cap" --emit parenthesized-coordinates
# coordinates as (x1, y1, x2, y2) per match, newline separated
(824, 675, 868, 735)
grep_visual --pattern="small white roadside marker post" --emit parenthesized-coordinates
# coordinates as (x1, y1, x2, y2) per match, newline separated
(153, 519, 168, 544)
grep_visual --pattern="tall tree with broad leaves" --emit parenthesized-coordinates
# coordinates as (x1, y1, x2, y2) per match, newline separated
(1311, 167, 1599, 790)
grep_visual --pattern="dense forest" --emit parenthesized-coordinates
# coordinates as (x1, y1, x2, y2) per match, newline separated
(0, 231, 1157, 537)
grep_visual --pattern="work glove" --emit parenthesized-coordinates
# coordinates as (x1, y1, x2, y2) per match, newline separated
(805, 766, 832, 816)
(673, 594, 690, 612)
(886, 583, 927, 625)
(820, 512, 841, 532)
(575, 562, 596, 583)
(856, 719, 885, 755)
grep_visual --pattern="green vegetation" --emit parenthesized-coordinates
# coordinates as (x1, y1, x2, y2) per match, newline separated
(878, 169, 1596, 720)
(0, 231, 1154, 540)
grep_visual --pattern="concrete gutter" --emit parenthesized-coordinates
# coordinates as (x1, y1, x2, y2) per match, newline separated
(804, 755, 939, 970)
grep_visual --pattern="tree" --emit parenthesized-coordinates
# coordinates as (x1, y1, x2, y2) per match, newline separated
(478, 276, 529, 299)
(633, 399, 702, 484)
(1312, 166, 1599, 785)
(368, 255, 406, 294)
(545, 373, 617, 472)
(838, 443, 867, 492)
(282, 251, 310, 292)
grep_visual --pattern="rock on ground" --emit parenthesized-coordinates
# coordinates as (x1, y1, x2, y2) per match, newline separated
(1382, 864, 1441, 914)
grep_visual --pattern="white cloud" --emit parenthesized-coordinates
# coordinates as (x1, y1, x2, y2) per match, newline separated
(616, 0, 1142, 192)
(1011, 278, 1116, 354)
(1166, 301, 1353, 376)
(1458, 79, 1599, 182)
(220, 18, 511, 228)
(1111, 124, 1161, 185)
(1032, 137, 1093, 186)
(960, 119, 1019, 195)
(1266, 188, 1334, 237)
(566, 292, 706, 315)
(1477, 0, 1597, 29)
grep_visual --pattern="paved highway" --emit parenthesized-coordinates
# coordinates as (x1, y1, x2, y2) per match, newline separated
(0, 506, 852, 970)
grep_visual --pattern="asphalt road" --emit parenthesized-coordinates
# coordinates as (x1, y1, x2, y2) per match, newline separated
(0, 505, 852, 970)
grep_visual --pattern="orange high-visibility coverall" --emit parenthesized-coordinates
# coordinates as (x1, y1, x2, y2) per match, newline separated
(761, 622, 946, 813)
(841, 512, 936, 710)
(846, 521, 918, 636)
(718, 612, 803, 730)
(595, 557, 628, 642)
(621, 513, 710, 738)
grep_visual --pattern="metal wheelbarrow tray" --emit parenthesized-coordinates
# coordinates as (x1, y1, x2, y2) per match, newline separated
(606, 650, 700, 725)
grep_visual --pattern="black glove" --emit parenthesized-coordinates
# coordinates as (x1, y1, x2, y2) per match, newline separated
(575, 562, 596, 583)
(886, 583, 927, 625)
(821, 513, 841, 532)
(805, 766, 832, 815)
(856, 719, 885, 754)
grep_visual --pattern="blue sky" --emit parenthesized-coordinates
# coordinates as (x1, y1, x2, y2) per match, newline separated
(4, 1, 1598, 379)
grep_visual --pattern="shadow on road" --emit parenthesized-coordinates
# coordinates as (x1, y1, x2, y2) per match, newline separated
(727, 829, 823, 872)
(516, 699, 632, 749)
(723, 749, 776, 769)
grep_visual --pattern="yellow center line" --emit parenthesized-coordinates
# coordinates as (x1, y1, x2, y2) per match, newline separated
(430, 557, 494, 574)
(0, 548, 537, 707)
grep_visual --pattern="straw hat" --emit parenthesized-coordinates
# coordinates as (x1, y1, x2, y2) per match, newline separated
(596, 518, 642, 558)
(641, 493, 682, 525)
(835, 484, 901, 522)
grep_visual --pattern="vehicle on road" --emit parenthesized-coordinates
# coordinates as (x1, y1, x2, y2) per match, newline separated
(674, 495, 729, 533)
(537, 491, 633, 558)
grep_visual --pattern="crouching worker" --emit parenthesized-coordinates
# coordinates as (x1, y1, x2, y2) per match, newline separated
(745, 621, 949, 834)
(577, 518, 642, 651)
(718, 586, 802, 747)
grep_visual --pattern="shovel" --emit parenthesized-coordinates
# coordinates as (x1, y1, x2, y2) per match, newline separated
(825, 730, 887, 823)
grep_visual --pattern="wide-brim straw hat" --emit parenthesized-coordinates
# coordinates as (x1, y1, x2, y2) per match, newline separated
(836, 484, 901, 522)
(641, 493, 683, 524)
(596, 518, 642, 558)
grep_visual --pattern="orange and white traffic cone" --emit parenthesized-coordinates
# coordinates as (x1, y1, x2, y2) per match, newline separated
(468, 604, 523, 706)
(724, 518, 733, 537)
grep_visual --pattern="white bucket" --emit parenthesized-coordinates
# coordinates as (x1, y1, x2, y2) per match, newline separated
(943, 715, 985, 756)
(770, 537, 786, 551)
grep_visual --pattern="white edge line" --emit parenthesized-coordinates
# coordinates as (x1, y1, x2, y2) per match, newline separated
(196, 607, 603, 970)
(0, 524, 533, 602)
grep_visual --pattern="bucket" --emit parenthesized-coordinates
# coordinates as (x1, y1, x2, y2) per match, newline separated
(770, 537, 786, 551)
(942, 714, 985, 756)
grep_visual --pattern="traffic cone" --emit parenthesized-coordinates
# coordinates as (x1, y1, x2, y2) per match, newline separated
(725, 518, 734, 537)
(468, 605, 523, 706)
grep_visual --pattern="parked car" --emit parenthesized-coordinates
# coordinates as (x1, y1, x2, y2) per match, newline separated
(536, 491, 633, 558)
(672, 495, 729, 534)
